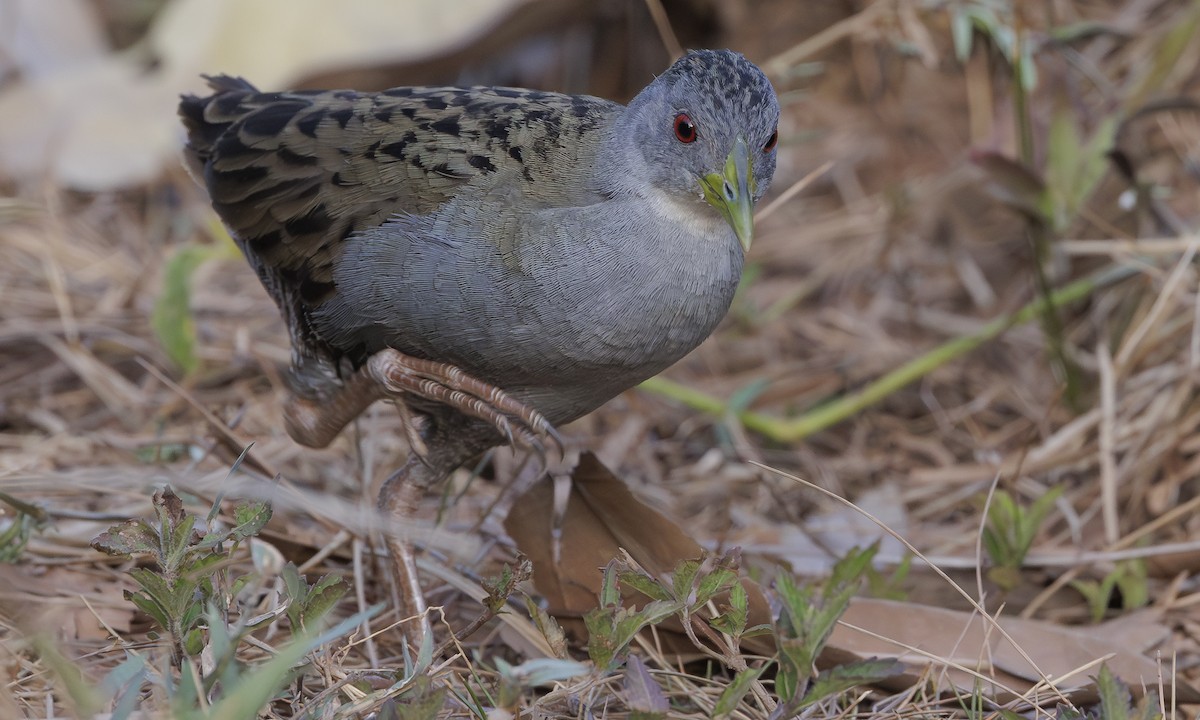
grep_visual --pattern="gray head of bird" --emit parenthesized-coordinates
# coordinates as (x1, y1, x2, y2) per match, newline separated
(609, 49, 780, 252)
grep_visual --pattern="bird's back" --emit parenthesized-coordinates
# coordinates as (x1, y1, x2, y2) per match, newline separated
(179, 76, 620, 378)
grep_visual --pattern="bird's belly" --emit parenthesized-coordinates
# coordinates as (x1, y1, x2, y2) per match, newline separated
(487, 264, 740, 421)
(312, 204, 742, 422)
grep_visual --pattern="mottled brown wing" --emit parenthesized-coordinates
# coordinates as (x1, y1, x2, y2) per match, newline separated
(179, 75, 614, 307)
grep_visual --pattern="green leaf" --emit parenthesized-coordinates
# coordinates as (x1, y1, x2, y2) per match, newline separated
(711, 665, 765, 719)
(637, 600, 679, 628)
(710, 582, 749, 637)
(951, 8, 974, 61)
(1049, 20, 1127, 43)
(671, 560, 699, 603)
(91, 519, 161, 558)
(982, 527, 1005, 567)
(281, 563, 308, 630)
(164, 514, 199, 574)
(772, 549, 875, 702)
(798, 659, 904, 707)
(598, 560, 621, 608)
(1134, 689, 1162, 720)
(1125, 1, 1200, 110)
(181, 550, 225, 581)
(693, 567, 737, 609)
(299, 574, 349, 631)
(1046, 108, 1082, 230)
(584, 607, 619, 670)
(152, 244, 225, 375)
(106, 656, 149, 720)
(585, 599, 676, 672)
(1113, 559, 1149, 610)
(1053, 702, 1087, 720)
(202, 500, 272, 547)
(1074, 115, 1118, 212)
(383, 676, 446, 720)
(827, 545, 876, 590)
(774, 654, 801, 703)
(524, 596, 568, 658)
(1016, 35, 1038, 91)
(1021, 486, 1064, 558)
(128, 568, 174, 607)
(480, 563, 518, 614)
(1095, 665, 1131, 720)
(126, 590, 172, 635)
(619, 569, 672, 603)
(183, 627, 206, 657)
(199, 604, 383, 720)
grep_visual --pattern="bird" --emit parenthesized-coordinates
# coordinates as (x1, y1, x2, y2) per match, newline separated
(179, 49, 780, 643)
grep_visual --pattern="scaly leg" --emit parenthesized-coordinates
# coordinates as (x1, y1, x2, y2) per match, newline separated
(283, 348, 561, 455)
(374, 417, 515, 651)
(281, 348, 562, 650)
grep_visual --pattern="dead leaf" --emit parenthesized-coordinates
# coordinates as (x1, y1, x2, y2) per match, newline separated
(505, 451, 774, 657)
(829, 598, 1197, 703)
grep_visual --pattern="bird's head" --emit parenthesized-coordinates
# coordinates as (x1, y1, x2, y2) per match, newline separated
(618, 49, 780, 252)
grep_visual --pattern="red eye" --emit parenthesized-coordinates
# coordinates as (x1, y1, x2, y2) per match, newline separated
(673, 113, 697, 143)
(763, 128, 778, 153)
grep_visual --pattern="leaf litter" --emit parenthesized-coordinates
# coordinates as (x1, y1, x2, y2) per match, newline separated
(1, 0, 1200, 717)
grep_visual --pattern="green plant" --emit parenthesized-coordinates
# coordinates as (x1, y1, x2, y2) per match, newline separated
(864, 551, 912, 601)
(769, 545, 900, 714)
(46, 478, 378, 718)
(151, 229, 239, 376)
(0, 491, 48, 562)
(282, 563, 350, 635)
(1052, 664, 1162, 720)
(1070, 558, 1150, 623)
(583, 555, 743, 671)
(637, 263, 1137, 442)
(91, 486, 272, 660)
(981, 486, 1063, 591)
(491, 658, 590, 714)
(587, 547, 900, 717)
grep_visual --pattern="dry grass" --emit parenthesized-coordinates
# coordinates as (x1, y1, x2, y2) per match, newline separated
(2, 0, 1200, 717)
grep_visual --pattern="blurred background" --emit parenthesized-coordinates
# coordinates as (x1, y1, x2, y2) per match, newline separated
(2, 0, 1200, 711)
(0, 0, 838, 190)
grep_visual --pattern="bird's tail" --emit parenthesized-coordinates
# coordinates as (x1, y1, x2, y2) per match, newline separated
(177, 75, 260, 181)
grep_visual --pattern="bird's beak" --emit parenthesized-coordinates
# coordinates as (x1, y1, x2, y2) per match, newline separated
(700, 135, 755, 253)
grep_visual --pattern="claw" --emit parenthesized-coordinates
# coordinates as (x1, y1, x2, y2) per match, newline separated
(494, 416, 517, 447)
(394, 400, 430, 459)
(294, 348, 562, 465)
(291, 347, 562, 654)
(542, 424, 566, 455)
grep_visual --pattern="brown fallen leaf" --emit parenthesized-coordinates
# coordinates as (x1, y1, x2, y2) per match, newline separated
(831, 598, 1197, 703)
(0, 563, 135, 643)
(506, 452, 1197, 706)
(505, 451, 774, 658)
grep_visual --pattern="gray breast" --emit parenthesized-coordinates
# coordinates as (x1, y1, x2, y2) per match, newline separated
(311, 194, 743, 422)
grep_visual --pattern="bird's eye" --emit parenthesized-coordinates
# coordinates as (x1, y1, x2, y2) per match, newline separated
(763, 128, 778, 153)
(673, 113, 697, 143)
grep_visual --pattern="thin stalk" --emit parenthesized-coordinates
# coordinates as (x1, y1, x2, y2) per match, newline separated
(639, 263, 1138, 444)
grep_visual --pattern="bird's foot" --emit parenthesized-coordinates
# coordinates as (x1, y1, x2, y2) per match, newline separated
(283, 348, 563, 464)
(363, 349, 564, 465)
